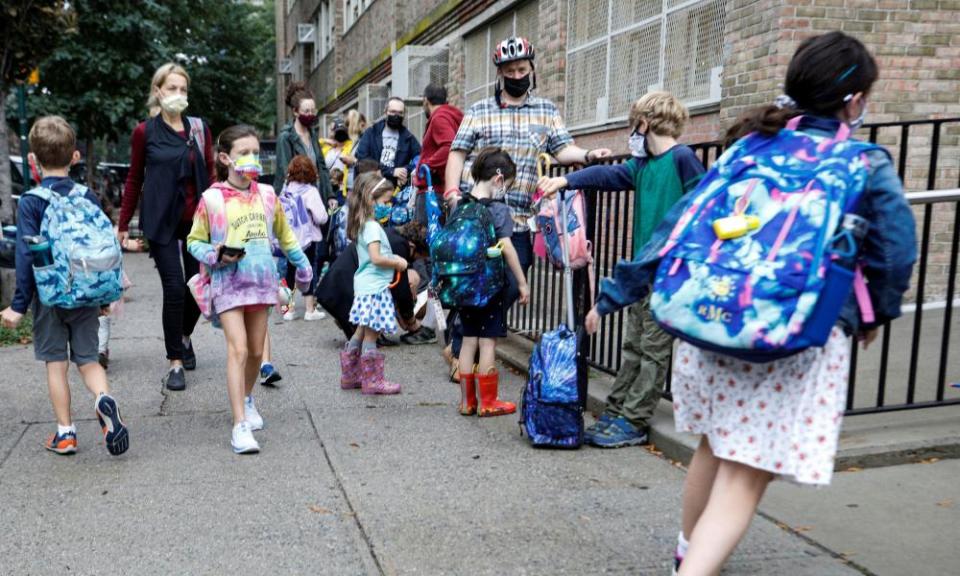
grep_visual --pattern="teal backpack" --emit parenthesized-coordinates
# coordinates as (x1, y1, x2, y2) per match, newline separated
(26, 184, 123, 308)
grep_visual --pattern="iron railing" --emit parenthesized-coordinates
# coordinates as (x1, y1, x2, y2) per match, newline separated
(508, 117, 960, 415)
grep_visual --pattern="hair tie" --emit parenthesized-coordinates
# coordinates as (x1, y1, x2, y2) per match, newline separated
(774, 94, 798, 110)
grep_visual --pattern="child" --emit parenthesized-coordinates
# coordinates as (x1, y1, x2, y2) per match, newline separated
(0, 116, 129, 456)
(278, 155, 328, 322)
(455, 148, 529, 417)
(187, 125, 312, 454)
(538, 91, 705, 447)
(329, 167, 345, 208)
(339, 173, 408, 395)
(582, 33, 916, 574)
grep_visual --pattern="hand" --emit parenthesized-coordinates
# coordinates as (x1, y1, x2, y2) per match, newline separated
(124, 238, 145, 252)
(100, 306, 111, 317)
(117, 230, 129, 247)
(518, 284, 530, 305)
(393, 168, 408, 186)
(394, 256, 408, 272)
(445, 192, 460, 211)
(861, 328, 879, 349)
(537, 176, 568, 198)
(1, 307, 23, 330)
(588, 148, 613, 161)
(585, 307, 601, 335)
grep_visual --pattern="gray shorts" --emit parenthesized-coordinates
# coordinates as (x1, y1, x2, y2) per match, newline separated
(32, 300, 101, 366)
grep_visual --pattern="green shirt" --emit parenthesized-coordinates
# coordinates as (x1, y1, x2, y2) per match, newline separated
(354, 221, 395, 296)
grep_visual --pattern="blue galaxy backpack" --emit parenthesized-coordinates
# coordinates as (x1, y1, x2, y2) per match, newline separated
(26, 184, 123, 308)
(521, 325, 587, 448)
(651, 117, 879, 362)
(429, 195, 504, 308)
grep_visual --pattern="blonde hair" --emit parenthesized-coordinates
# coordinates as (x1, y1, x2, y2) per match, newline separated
(29, 116, 76, 169)
(346, 109, 364, 142)
(347, 173, 393, 241)
(146, 63, 190, 115)
(629, 91, 689, 139)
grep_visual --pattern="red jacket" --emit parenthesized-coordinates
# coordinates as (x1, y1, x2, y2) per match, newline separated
(415, 104, 464, 192)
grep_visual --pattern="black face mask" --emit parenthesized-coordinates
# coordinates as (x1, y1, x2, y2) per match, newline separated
(334, 130, 349, 143)
(386, 114, 404, 129)
(502, 74, 531, 98)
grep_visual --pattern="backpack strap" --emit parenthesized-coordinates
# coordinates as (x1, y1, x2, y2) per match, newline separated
(187, 116, 206, 162)
(23, 186, 55, 203)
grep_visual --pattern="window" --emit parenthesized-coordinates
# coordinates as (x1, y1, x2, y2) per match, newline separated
(345, 0, 375, 31)
(315, 0, 335, 65)
(565, 0, 725, 128)
(463, 1, 540, 107)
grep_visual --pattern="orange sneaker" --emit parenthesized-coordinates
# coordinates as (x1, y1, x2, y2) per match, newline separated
(45, 430, 77, 455)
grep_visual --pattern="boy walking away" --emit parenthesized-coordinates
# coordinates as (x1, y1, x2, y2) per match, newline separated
(1, 116, 130, 456)
(538, 92, 705, 448)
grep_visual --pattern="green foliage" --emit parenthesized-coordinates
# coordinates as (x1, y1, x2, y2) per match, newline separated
(0, 1, 72, 89)
(0, 311, 32, 347)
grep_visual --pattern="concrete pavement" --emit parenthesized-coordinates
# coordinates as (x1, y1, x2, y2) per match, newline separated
(0, 253, 871, 575)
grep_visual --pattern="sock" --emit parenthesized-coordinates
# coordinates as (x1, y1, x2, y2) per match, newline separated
(361, 341, 377, 354)
(58, 424, 76, 436)
(347, 338, 362, 351)
(676, 531, 689, 558)
(261, 361, 271, 369)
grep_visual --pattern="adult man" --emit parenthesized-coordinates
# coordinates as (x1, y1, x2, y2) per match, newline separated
(442, 36, 611, 379)
(415, 84, 464, 201)
(355, 97, 421, 188)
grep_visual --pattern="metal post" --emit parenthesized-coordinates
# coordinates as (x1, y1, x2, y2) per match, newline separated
(18, 85, 30, 183)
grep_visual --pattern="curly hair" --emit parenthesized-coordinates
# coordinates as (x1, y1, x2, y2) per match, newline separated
(286, 155, 318, 184)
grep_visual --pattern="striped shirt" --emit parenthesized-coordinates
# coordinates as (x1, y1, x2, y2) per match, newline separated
(451, 96, 574, 227)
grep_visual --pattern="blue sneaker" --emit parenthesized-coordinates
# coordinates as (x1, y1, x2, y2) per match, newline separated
(584, 412, 616, 442)
(259, 363, 282, 387)
(95, 393, 129, 456)
(586, 416, 648, 448)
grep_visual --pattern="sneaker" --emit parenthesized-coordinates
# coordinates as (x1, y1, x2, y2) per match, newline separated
(400, 326, 437, 345)
(182, 339, 197, 371)
(244, 395, 264, 431)
(95, 394, 129, 456)
(98, 351, 110, 370)
(283, 309, 296, 321)
(585, 412, 616, 437)
(304, 309, 327, 321)
(259, 363, 282, 387)
(45, 429, 77, 455)
(164, 366, 186, 391)
(231, 421, 260, 454)
(586, 416, 649, 448)
(376, 335, 399, 347)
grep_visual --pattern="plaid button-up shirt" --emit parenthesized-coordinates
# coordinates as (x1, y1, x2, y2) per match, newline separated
(451, 96, 574, 228)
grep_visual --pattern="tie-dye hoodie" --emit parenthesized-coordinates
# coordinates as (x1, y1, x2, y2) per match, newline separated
(187, 181, 311, 314)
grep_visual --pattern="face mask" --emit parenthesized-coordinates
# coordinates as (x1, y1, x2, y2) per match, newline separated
(298, 114, 318, 128)
(160, 94, 189, 114)
(374, 203, 392, 223)
(231, 153, 262, 179)
(849, 101, 867, 132)
(502, 74, 531, 98)
(334, 130, 349, 143)
(386, 114, 404, 129)
(628, 130, 648, 159)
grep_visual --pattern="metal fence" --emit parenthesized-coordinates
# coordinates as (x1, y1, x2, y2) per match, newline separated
(508, 117, 960, 415)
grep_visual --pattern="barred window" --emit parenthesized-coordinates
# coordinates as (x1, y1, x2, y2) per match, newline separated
(315, 0, 335, 65)
(566, 0, 725, 129)
(463, 1, 540, 108)
(345, 0, 375, 31)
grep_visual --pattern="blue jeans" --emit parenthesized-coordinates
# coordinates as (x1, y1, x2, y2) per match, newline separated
(450, 231, 533, 356)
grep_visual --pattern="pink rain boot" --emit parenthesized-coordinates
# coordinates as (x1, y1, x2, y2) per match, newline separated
(340, 346, 361, 389)
(360, 351, 401, 395)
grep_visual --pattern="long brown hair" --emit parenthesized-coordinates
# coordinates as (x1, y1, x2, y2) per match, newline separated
(725, 32, 878, 147)
(347, 172, 393, 241)
(215, 124, 259, 182)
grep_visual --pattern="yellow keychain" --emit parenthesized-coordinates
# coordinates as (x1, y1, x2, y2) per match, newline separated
(713, 215, 761, 240)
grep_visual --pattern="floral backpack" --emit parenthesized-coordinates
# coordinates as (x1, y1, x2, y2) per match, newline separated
(651, 117, 879, 362)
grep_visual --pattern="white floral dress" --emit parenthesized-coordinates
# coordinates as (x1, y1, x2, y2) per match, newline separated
(672, 328, 850, 485)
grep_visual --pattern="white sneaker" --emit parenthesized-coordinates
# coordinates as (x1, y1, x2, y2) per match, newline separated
(304, 309, 327, 321)
(244, 395, 264, 430)
(231, 421, 260, 454)
(282, 309, 296, 321)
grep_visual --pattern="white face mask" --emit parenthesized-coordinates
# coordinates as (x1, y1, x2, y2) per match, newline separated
(160, 93, 189, 114)
(629, 131, 647, 158)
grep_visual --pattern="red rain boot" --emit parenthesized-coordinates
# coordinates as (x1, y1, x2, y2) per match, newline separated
(477, 370, 515, 417)
(458, 372, 478, 416)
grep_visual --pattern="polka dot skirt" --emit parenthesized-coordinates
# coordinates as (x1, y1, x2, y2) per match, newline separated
(349, 288, 399, 335)
(672, 328, 850, 486)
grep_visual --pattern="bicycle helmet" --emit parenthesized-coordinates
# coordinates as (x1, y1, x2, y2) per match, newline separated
(493, 37, 535, 66)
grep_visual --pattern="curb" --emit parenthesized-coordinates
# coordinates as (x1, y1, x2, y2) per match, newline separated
(497, 332, 960, 468)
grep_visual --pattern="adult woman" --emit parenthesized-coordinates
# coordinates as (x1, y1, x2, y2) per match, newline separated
(320, 117, 356, 195)
(118, 63, 215, 391)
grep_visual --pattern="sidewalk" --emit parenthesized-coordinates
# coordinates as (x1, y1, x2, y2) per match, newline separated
(0, 253, 876, 574)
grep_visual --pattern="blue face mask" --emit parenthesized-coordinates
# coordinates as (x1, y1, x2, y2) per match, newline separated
(374, 204, 392, 223)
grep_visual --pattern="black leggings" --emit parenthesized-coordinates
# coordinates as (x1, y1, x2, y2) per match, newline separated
(149, 221, 201, 361)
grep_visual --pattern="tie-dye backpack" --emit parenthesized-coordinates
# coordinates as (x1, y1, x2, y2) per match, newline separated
(430, 195, 504, 308)
(651, 117, 879, 362)
(26, 184, 123, 309)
